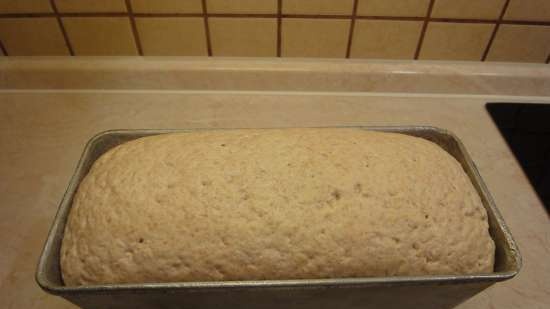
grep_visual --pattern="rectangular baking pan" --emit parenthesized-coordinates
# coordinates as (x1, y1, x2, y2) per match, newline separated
(36, 126, 521, 309)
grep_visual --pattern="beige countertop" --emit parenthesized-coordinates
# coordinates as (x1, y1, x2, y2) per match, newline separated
(1, 58, 549, 308)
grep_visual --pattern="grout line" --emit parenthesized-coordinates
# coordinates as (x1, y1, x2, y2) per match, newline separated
(50, 0, 74, 56)
(0, 11, 550, 25)
(134, 13, 203, 18)
(210, 13, 275, 18)
(281, 14, 350, 19)
(414, 0, 435, 60)
(346, 0, 359, 58)
(277, 0, 282, 57)
(0, 13, 56, 17)
(53, 12, 128, 17)
(482, 0, 511, 61)
(0, 38, 8, 56)
(125, 0, 143, 56)
(355, 16, 424, 21)
(430, 17, 495, 24)
(0, 12, 129, 18)
(500, 19, 550, 26)
(201, 0, 212, 56)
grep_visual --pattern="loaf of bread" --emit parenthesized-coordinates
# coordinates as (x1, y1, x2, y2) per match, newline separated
(60, 128, 495, 285)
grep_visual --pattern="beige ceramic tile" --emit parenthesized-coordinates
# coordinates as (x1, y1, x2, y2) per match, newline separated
(63, 17, 138, 55)
(487, 25, 550, 63)
(131, 0, 203, 13)
(0, 0, 52, 13)
(350, 20, 423, 59)
(208, 0, 277, 14)
(431, 0, 506, 19)
(283, 0, 354, 15)
(136, 17, 207, 56)
(505, 0, 550, 22)
(419, 22, 493, 61)
(0, 18, 69, 55)
(282, 18, 350, 58)
(357, 0, 431, 17)
(55, 0, 127, 13)
(209, 18, 277, 56)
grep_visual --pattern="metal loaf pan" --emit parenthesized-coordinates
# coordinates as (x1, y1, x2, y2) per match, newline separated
(36, 126, 521, 309)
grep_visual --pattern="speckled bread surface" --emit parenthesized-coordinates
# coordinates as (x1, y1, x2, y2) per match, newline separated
(60, 128, 495, 285)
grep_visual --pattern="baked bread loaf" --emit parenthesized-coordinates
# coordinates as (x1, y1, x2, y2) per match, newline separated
(60, 128, 495, 285)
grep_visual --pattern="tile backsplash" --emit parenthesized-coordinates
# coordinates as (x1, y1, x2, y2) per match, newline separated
(0, 0, 549, 63)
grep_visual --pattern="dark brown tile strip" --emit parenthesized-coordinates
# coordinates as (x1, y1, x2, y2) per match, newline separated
(0, 39, 8, 56)
(210, 13, 276, 18)
(134, 13, 203, 18)
(482, 0, 510, 61)
(355, 16, 424, 21)
(62, 12, 130, 17)
(0, 12, 131, 18)
(277, 0, 282, 57)
(501, 20, 550, 26)
(414, 0, 435, 60)
(125, 0, 143, 55)
(50, 0, 74, 55)
(1, 11, 550, 26)
(430, 17, 496, 24)
(0, 13, 56, 17)
(546, 53, 550, 64)
(201, 0, 212, 56)
(346, 0, 359, 58)
(281, 14, 350, 19)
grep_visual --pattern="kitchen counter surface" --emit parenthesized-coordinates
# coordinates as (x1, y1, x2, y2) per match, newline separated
(1, 58, 549, 309)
